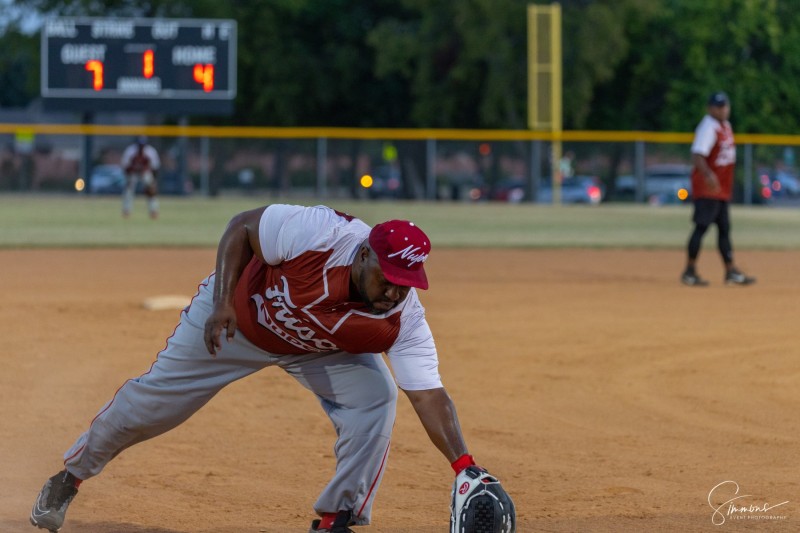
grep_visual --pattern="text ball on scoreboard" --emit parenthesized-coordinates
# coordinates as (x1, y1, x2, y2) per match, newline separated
(41, 17, 237, 114)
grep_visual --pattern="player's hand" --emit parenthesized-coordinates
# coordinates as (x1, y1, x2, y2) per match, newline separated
(203, 303, 237, 356)
(705, 173, 721, 194)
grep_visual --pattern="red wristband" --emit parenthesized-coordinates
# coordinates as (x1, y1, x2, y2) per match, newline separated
(451, 454, 476, 474)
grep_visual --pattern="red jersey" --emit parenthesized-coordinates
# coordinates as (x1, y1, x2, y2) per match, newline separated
(232, 205, 441, 390)
(690, 115, 736, 200)
(120, 143, 160, 174)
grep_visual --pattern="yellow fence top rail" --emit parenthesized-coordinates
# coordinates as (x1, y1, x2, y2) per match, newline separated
(0, 123, 797, 145)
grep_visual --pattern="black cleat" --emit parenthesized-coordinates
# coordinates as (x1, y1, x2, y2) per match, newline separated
(30, 470, 79, 532)
(725, 269, 756, 286)
(681, 269, 709, 286)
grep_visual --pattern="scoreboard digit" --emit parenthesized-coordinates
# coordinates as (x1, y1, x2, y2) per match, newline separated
(41, 17, 237, 115)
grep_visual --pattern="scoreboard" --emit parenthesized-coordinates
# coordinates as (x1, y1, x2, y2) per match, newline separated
(41, 17, 237, 115)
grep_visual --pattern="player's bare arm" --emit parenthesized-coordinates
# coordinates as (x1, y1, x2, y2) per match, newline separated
(405, 387, 516, 530)
(203, 206, 267, 355)
(691, 152, 721, 194)
(403, 387, 469, 463)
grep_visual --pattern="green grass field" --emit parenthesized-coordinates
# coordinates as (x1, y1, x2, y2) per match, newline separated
(1, 194, 798, 249)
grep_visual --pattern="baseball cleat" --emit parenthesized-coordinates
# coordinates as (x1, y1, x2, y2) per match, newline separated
(308, 510, 355, 533)
(30, 470, 79, 532)
(681, 269, 709, 287)
(725, 268, 756, 286)
(308, 520, 355, 533)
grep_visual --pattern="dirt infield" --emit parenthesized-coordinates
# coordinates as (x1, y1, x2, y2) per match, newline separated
(3, 248, 798, 532)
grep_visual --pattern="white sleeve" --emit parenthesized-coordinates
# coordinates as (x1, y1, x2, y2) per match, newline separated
(257, 204, 341, 265)
(145, 146, 161, 170)
(691, 117, 717, 156)
(120, 146, 135, 168)
(258, 204, 307, 265)
(386, 292, 443, 391)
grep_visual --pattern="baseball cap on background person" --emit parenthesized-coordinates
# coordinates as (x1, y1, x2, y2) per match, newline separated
(707, 91, 729, 107)
(136, 135, 148, 144)
(368, 220, 431, 290)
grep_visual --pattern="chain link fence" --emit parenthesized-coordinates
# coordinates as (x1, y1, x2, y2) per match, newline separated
(1, 125, 798, 206)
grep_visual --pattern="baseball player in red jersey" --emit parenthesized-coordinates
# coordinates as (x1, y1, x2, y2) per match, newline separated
(30, 204, 506, 533)
(681, 92, 755, 287)
(120, 135, 161, 219)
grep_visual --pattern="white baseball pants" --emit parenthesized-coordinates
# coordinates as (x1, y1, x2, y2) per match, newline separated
(62, 274, 397, 525)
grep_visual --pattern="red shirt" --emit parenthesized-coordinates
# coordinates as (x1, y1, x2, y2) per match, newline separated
(235, 250, 403, 355)
(228, 205, 441, 391)
(120, 143, 160, 174)
(690, 115, 736, 200)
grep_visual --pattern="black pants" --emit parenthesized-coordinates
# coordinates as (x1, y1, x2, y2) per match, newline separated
(687, 198, 733, 264)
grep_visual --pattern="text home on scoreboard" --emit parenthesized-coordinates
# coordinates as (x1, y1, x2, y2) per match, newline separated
(41, 17, 237, 115)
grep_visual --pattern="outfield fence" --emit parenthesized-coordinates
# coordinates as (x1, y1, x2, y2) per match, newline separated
(1, 123, 799, 205)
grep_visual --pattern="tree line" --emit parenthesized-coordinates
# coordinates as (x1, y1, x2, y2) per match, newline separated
(2, 0, 799, 135)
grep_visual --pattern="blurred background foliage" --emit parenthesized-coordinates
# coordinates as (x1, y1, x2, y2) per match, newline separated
(2, 0, 799, 134)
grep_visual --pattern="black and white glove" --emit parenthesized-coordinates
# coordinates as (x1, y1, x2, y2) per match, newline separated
(450, 464, 516, 533)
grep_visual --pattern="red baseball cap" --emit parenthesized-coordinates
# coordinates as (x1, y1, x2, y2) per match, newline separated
(368, 220, 431, 290)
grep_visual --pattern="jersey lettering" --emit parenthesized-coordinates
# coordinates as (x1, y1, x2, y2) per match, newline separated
(234, 208, 413, 356)
(715, 133, 736, 167)
(251, 275, 339, 352)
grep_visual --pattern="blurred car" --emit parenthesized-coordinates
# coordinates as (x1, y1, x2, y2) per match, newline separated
(490, 175, 604, 204)
(158, 170, 193, 195)
(76, 165, 190, 195)
(614, 164, 691, 204)
(82, 164, 128, 194)
(364, 165, 403, 199)
(537, 175, 604, 204)
(440, 173, 488, 201)
(642, 164, 691, 204)
(758, 168, 800, 199)
(490, 178, 526, 203)
(614, 174, 637, 196)
(776, 171, 800, 196)
(732, 175, 772, 205)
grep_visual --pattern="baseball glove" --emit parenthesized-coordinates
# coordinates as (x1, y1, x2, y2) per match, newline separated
(450, 466, 516, 533)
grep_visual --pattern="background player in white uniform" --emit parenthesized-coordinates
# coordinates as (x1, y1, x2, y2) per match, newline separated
(120, 135, 161, 219)
(31, 204, 503, 533)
